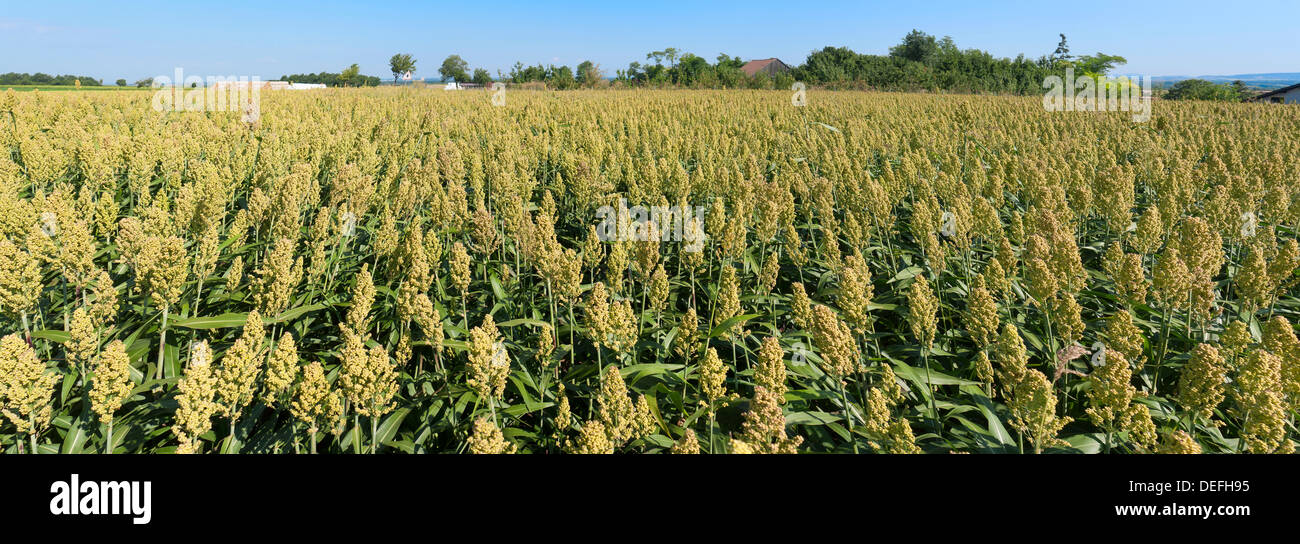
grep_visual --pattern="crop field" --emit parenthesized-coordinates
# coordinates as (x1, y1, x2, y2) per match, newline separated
(1, 87, 1298, 454)
(3, 85, 152, 93)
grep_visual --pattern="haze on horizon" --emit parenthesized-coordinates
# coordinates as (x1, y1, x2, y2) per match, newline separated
(2, 0, 1295, 83)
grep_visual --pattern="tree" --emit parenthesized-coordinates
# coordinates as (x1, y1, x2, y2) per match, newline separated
(115, 79, 127, 87)
(439, 55, 470, 83)
(1051, 34, 1072, 66)
(1164, 79, 1240, 101)
(889, 30, 939, 64)
(1231, 80, 1254, 101)
(715, 54, 745, 70)
(472, 68, 492, 85)
(135, 77, 154, 88)
(389, 53, 417, 84)
(550, 65, 575, 90)
(339, 64, 361, 87)
(576, 61, 603, 87)
(675, 54, 709, 87)
(647, 47, 680, 68)
(1074, 53, 1127, 75)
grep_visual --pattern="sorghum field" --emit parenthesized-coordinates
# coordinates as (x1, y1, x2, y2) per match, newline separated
(1, 87, 1298, 454)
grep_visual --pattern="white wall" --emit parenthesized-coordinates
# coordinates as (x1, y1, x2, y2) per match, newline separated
(1265, 87, 1300, 104)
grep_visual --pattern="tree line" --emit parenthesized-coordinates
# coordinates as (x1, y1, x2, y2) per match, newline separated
(395, 32, 1131, 95)
(0, 72, 103, 86)
(282, 64, 382, 87)
(13, 31, 1280, 100)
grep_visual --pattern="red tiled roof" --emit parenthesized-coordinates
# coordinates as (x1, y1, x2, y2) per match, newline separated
(741, 58, 791, 77)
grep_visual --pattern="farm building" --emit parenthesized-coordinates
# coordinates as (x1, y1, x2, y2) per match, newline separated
(1254, 82, 1300, 104)
(740, 58, 792, 78)
(210, 80, 324, 91)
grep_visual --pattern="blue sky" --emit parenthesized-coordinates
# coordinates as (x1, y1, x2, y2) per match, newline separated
(2, 0, 1296, 82)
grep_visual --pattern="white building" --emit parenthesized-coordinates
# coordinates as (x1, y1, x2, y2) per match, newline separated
(1256, 82, 1300, 104)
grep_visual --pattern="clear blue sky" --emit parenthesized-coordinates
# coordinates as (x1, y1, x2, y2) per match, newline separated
(2, 0, 1296, 82)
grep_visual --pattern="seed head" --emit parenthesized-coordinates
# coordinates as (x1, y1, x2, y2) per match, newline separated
(90, 340, 132, 426)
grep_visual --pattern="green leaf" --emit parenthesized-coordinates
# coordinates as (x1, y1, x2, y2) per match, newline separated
(170, 312, 250, 329)
(171, 304, 327, 329)
(786, 410, 840, 426)
(708, 313, 760, 338)
(32, 329, 71, 343)
(376, 407, 412, 447)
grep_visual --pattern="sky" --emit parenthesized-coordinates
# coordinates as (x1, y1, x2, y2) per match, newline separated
(1, 0, 1296, 83)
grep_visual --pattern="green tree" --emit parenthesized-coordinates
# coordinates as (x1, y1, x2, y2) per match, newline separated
(1231, 80, 1254, 101)
(1051, 33, 1072, 66)
(389, 53, 417, 84)
(1074, 53, 1127, 75)
(135, 77, 154, 88)
(1164, 79, 1240, 101)
(550, 65, 575, 90)
(339, 64, 361, 87)
(472, 68, 492, 85)
(576, 61, 604, 87)
(115, 78, 127, 87)
(889, 30, 939, 64)
(439, 55, 470, 82)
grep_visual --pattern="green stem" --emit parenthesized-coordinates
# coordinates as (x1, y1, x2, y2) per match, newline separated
(155, 306, 169, 380)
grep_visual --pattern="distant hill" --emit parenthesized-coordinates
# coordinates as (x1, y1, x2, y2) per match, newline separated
(1151, 73, 1300, 90)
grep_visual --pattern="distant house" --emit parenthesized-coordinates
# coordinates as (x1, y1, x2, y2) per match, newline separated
(741, 58, 792, 78)
(1254, 82, 1300, 104)
(211, 80, 323, 91)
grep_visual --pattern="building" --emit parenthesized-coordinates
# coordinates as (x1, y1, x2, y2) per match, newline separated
(740, 58, 792, 78)
(210, 80, 324, 91)
(1254, 82, 1300, 104)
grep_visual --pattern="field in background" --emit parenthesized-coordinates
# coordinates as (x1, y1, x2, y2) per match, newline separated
(3, 85, 152, 92)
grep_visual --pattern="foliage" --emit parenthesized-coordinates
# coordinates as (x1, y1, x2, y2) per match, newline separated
(389, 54, 417, 83)
(439, 55, 470, 83)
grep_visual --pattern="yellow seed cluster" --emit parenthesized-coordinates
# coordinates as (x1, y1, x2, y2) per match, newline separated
(0, 333, 59, 436)
(89, 340, 132, 425)
(3, 87, 1299, 454)
(466, 315, 509, 402)
(467, 417, 516, 454)
(173, 341, 219, 454)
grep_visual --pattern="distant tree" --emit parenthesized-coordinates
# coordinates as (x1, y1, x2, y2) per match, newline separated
(773, 71, 795, 91)
(439, 55, 470, 82)
(389, 53, 417, 84)
(646, 47, 680, 68)
(135, 77, 154, 88)
(576, 60, 604, 87)
(715, 54, 745, 88)
(115, 78, 127, 87)
(472, 68, 492, 85)
(1074, 53, 1127, 75)
(550, 65, 575, 90)
(889, 30, 939, 64)
(338, 63, 361, 87)
(1051, 34, 1072, 66)
(715, 54, 745, 70)
(1231, 80, 1254, 101)
(1164, 79, 1240, 101)
(675, 54, 709, 86)
(624, 61, 645, 85)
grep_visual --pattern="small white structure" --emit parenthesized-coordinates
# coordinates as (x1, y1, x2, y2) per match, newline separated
(1256, 83, 1300, 104)
(444, 81, 462, 91)
(211, 80, 325, 91)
